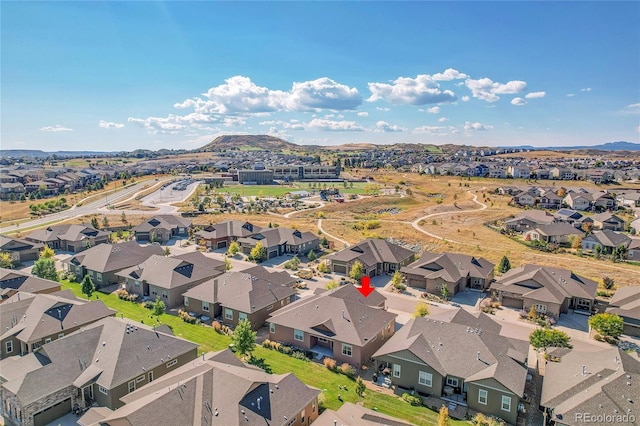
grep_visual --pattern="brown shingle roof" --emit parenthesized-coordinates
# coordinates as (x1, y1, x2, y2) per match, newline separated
(65, 241, 164, 273)
(327, 239, 414, 268)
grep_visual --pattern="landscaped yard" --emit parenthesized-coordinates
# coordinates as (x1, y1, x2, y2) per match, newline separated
(59, 279, 466, 425)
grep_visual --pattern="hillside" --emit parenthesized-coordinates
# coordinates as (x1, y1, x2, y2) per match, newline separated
(198, 135, 300, 152)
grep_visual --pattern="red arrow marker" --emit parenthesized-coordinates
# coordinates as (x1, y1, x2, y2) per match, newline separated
(357, 276, 374, 297)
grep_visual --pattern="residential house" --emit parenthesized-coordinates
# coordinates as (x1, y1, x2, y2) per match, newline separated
(268, 284, 397, 367)
(549, 167, 575, 180)
(78, 349, 320, 426)
(538, 190, 563, 209)
(24, 181, 57, 196)
(0, 236, 43, 263)
(133, 215, 192, 243)
(563, 192, 591, 211)
(327, 239, 416, 277)
(488, 167, 507, 179)
(540, 347, 640, 426)
(238, 228, 319, 259)
(0, 291, 115, 360)
(401, 252, 495, 295)
(507, 165, 531, 179)
(606, 286, 640, 337)
(616, 191, 640, 207)
(580, 230, 631, 254)
(533, 169, 550, 180)
(631, 218, 640, 236)
(512, 191, 536, 207)
(315, 402, 412, 426)
(65, 241, 165, 288)
(553, 209, 585, 227)
(523, 223, 584, 245)
(373, 311, 528, 424)
(117, 252, 225, 308)
(585, 169, 613, 183)
(0, 183, 25, 201)
(194, 220, 262, 250)
(590, 212, 625, 231)
(182, 266, 296, 330)
(591, 191, 616, 212)
(504, 211, 555, 233)
(0, 269, 61, 302)
(0, 317, 198, 426)
(491, 264, 598, 318)
(25, 225, 109, 252)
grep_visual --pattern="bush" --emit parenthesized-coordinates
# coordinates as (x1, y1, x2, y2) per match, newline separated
(323, 357, 337, 371)
(212, 321, 221, 332)
(178, 309, 199, 324)
(401, 392, 422, 406)
(340, 363, 356, 378)
(143, 300, 154, 309)
(291, 351, 310, 361)
(317, 262, 330, 274)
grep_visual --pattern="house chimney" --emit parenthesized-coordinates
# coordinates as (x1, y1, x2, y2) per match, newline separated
(477, 351, 481, 361)
(582, 365, 587, 376)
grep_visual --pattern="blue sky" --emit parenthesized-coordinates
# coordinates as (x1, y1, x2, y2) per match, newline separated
(2, 1, 639, 151)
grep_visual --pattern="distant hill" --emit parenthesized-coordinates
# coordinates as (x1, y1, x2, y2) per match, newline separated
(0, 150, 111, 159)
(198, 135, 300, 152)
(505, 141, 640, 152)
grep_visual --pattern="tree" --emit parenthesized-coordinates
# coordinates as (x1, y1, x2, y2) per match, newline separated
(32, 257, 58, 281)
(528, 305, 538, 320)
(81, 275, 94, 299)
(163, 247, 171, 256)
(498, 255, 511, 274)
(249, 242, 267, 263)
(325, 280, 339, 290)
(0, 252, 14, 269)
(120, 211, 128, 224)
(589, 313, 624, 339)
(441, 285, 450, 301)
(413, 302, 430, 318)
(91, 216, 100, 229)
(355, 376, 366, 397)
(152, 298, 166, 318)
(529, 328, 572, 351)
(571, 235, 583, 250)
(613, 244, 627, 262)
(228, 241, 241, 255)
(594, 244, 602, 259)
(40, 245, 55, 259)
(602, 276, 615, 290)
(438, 405, 450, 426)
(307, 250, 317, 262)
(232, 319, 256, 359)
(349, 261, 364, 281)
(391, 270, 404, 288)
(582, 221, 593, 234)
(224, 257, 232, 271)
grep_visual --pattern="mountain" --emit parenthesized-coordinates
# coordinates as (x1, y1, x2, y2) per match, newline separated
(198, 135, 301, 152)
(0, 150, 112, 159)
(504, 141, 640, 152)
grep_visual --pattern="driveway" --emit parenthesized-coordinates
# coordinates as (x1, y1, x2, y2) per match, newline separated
(556, 311, 589, 333)
(450, 290, 486, 308)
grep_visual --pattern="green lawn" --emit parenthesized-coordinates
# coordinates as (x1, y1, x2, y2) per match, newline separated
(60, 279, 468, 425)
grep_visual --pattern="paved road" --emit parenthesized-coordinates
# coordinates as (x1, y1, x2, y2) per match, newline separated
(0, 178, 173, 234)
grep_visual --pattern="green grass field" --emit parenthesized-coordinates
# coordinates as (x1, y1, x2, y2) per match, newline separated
(59, 279, 466, 425)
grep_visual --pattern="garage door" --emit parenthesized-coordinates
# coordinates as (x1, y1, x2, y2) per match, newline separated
(33, 398, 71, 426)
(368, 269, 376, 277)
(217, 241, 227, 249)
(502, 296, 523, 309)
(407, 277, 424, 288)
(268, 250, 278, 259)
(333, 265, 347, 274)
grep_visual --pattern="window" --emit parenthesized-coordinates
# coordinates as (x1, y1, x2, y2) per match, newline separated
(44, 338, 51, 344)
(287, 418, 296, 426)
(167, 359, 178, 368)
(478, 389, 488, 405)
(300, 410, 305, 423)
(202, 301, 209, 312)
(534, 304, 547, 313)
(269, 323, 275, 333)
(184, 297, 189, 307)
(136, 375, 145, 383)
(128, 380, 136, 393)
(267, 304, 274, 311)
(162, 290, 168, 299)
(99, 386, 108, 395)
(5, 341, 13, 354)
(418, 371, 432, 387)
(96, 273, 102, 282)
(312, 399, 316, 413)
(446, 377, 459, 387)
(294, 329, 304, 341)
(501, 395, 511, 412)
(224, 308, 233, 320)
(239, 312, 248, 322)
(392, 364, 401, 378)
(342, 343, 352, 357)
(88, 271, 94, 278)
(134, 279, 140, 287)
(148, 371, 154, 382)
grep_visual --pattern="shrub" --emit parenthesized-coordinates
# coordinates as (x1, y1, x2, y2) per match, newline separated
(143, 300, 154, 309)
(401, 392, 422, 406)
(212, 321, 221, 332)
(340, 363, 356, 378)
(323, 357, 337, 371)
(178, 310, 198, 324)
(291, 351, 310, 361)
(317, 262, 330, 274)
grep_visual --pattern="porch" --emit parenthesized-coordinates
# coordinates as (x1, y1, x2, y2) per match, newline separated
(422, 395, 468, 420)
(310, 344, 333, 361)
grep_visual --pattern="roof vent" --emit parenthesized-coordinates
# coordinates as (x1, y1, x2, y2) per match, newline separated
(102, 342, 106, 346)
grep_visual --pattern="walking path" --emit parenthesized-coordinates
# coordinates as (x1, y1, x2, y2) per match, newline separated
(317, 219, 350, 247)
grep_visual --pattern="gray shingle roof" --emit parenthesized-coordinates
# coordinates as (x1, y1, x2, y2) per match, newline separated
(607, 286, 640, 321)
(401, 252, 494, 282)
(65, 241, 165, 273)
(238, 227, 318, 249)
(133, 215, 192, 233)
(195, 220, 262, 240)
(25, 224, 108, 244)
(0, 268, 60, 294)
(327, 239, 414, 268)
(314, 402, 413, 426)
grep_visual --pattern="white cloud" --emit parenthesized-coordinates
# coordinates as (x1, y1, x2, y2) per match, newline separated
(431, 68, 469, 81)
(376, 107, 390, 111)
(637, 125, 640, 133)
(465, 78, 527, 102)
(289, 77, 361, 110)
(128, 116, 189, 134)
(306, 118, 364, 132)
(40, 124, 73, 132)
(357, 111, 369, 117)
(99, 120, 125, 129)
(375, 121, 407, 132)
(567, 93, 575, 97)
(525, 91, 546, 99)
(461, 95, 470, 102)
(438, 117, 449, 123)
(464, 121, 493, 131)
(367, 73, 457, 105)
(413, 125, 446, 134)
(259, 120, 304, 130)
(427, 106, 441, 114)
(511, 97, 527, 106)
(581, 87, 592, 92)
(627, 103, 640, 108)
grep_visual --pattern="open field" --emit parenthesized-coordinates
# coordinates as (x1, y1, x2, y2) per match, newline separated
(58, 279, 463, 425)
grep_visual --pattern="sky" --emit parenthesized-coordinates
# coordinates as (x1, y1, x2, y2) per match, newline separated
(2, 1, 639, 152)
